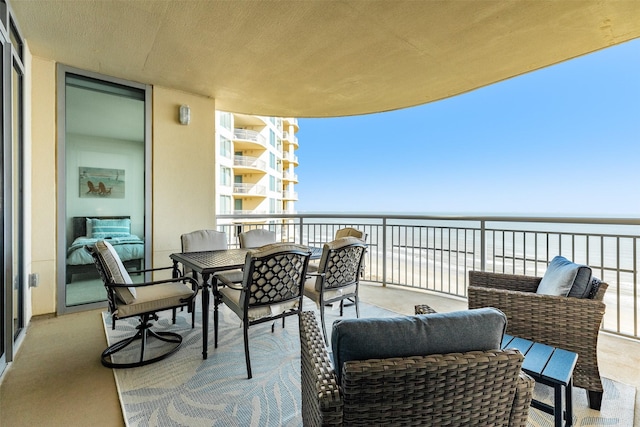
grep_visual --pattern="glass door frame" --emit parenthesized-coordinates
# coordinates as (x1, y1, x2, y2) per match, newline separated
(56, 64, 152, 315)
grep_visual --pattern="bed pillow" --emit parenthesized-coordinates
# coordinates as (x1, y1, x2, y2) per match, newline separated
(91, 218, 131, 239)
(537, 256, 592, 297)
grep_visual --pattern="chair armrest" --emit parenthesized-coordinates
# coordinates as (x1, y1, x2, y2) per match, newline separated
(113, 275, 198, 292)
(510, 372, 535, 427)
(469, 270, 541, 293)
(128, 265, 175, 275)
(299, 311, 343, 426)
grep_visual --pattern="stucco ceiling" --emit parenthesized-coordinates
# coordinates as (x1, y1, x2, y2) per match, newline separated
(10, 1, 640, 118)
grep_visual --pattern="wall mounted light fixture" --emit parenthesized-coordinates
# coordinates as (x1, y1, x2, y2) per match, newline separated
(179, 104, 191, 125)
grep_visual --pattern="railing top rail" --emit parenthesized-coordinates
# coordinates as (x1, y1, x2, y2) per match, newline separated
(216, 213, 640, 226)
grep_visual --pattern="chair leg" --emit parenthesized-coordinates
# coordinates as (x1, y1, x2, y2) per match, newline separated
(101, 313, 182, 369)
(172, 308, 177, 324)
(320, 305, 328, 343)
(243, 322, 252, 379)
(355, 295, 360, 318)
(587, 390, 603, 410)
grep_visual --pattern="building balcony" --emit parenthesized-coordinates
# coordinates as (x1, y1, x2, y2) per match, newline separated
(232, 183, 266, 198)
(282, 117, 299, 132)
(283, 171, 298, 183)
(233, 128, 267, 150)
(282, 190, 298, 201)
(282, 151, 298, 166)
(233, 155, 267, 174)
(282, 131, 299, 149)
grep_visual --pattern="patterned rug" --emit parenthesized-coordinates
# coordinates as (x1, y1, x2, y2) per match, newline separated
(103, 299, 635, 427)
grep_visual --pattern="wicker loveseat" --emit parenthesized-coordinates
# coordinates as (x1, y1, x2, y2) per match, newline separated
(468, 270, 608, 410)
(299, 309, 534, 426)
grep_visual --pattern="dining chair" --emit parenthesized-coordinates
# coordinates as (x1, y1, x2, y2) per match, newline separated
(334, 227, 366, 241)
(309, 227, 367, 275)
(239, 228, 277, 248)
(179, 230, 243, 324)
(214, 243, 311, 379)
(303, 236, 367, 343)
(89, 240, 198, 368)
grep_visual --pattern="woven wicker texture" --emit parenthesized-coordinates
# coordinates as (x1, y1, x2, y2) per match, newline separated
(468, 271, 608, 400)
(299, 311, 534, 426)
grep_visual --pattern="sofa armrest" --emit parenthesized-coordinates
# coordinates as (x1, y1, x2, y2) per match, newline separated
(299, 311, 343, 426)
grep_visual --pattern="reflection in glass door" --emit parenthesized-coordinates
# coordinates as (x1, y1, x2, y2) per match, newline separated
(59, 69, 148, 311)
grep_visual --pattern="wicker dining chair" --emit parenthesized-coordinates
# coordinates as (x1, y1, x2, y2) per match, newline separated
(468, 270, 608, 410)
(300, 309, 534, 426)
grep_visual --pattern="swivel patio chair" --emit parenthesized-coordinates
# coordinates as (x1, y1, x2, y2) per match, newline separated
(214, 243, 311, 379)
(303, 237, 367, 343)
(239, 228, 277, 248)
(468, 267, 608, 410)
(89, 240, 198, 368)
(300, 308, 534, 426)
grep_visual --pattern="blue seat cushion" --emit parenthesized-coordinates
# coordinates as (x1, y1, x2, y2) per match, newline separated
(330, 307, 507, 381)
(537, 256, 592, 298)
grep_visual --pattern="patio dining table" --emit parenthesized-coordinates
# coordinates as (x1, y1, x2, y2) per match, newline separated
(170, 245, 322, 359)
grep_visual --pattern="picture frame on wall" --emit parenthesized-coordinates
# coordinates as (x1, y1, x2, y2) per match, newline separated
(79, 166, 125, 198)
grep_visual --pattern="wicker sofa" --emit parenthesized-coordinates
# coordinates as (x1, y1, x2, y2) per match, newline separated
(468, 270, 608, 410)
(299, 310, 534, 426)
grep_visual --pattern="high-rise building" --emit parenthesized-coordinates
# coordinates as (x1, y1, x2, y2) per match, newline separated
(215, 112, 299, 217)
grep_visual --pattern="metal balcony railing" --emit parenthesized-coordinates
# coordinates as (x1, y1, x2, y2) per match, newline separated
(216, 213, 640, 341)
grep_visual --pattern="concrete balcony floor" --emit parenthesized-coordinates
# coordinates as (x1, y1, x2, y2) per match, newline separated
(1, 282, 638, 426)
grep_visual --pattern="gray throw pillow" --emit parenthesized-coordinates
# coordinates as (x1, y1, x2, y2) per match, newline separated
(537, 256, 592, 297)
(330, 307, 506, 382)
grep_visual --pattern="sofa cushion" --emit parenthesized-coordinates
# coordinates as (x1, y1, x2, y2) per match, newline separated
(537, 256, 592, 297)
(330, 307, 506, 381)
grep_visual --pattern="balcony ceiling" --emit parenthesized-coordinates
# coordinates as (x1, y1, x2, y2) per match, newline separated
(11, 1, 640, 118)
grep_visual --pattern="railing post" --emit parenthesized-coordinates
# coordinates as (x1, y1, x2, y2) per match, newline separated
(299, 217, 305, 245)
(480, 220, 486, 272)
(382, 217, 387, 287)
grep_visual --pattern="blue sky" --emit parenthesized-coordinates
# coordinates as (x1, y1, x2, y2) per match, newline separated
(296, 38, 640, 216)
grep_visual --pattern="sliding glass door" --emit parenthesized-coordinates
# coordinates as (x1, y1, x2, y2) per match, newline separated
(1, 5, 25, 374)
(57, 67, 151, 313)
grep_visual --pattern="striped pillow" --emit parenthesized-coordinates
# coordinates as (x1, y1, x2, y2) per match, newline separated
(91, 218, 131, 239)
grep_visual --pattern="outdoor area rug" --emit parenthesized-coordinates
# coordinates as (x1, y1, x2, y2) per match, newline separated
(103, 299, 635, 427)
